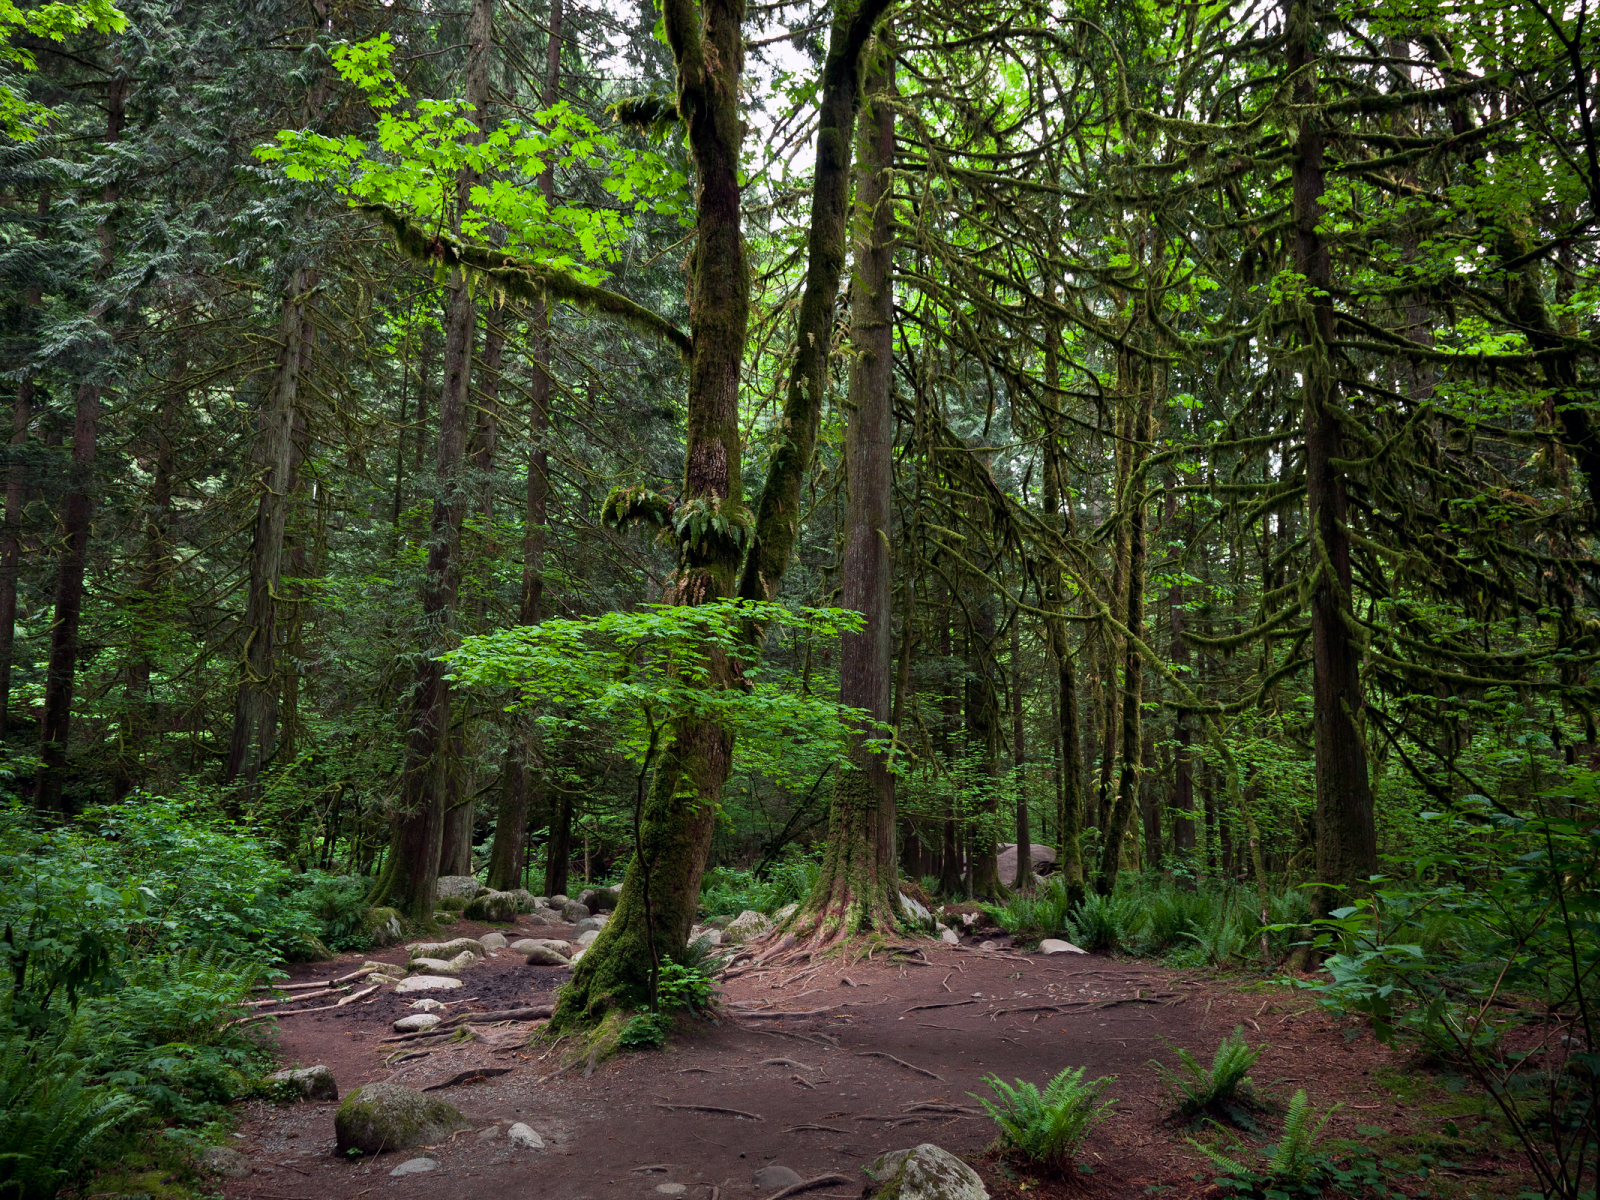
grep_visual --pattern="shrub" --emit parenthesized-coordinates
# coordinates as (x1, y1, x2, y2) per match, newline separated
(1153, 1026, 1263, 1123)
(1064, 891, 1135, 952)
(699, 844, 821, 917)
(971, 1067, 1117, 1171)
(982, 879, 1074, 942)
(1193, 1088, 1339, 1195)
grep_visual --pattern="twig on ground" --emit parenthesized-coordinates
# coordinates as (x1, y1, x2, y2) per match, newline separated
(760, 1058, 818, 1070)
(856, 1050, 942, 1079)
(763, 1173, 854, 1200)
(336, 984, 380, 1007)
(784, 1124, 847, 1134)
(903, 1000, 974, 1014)
(654, 1103, 764, 1120)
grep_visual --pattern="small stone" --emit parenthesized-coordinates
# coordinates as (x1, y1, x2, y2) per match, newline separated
(393, 1013, 441, 1033)
(478, 931, 508, 949)
(363, 959, 405, 978)
(939, 927, 959, 945)
(690, 929, 722, 948)
(524, 945, 571, 966)
(655, 1186, 687, 1196)
(394, 975, 463, 994)
(268, 1064, 338, 1102)
(409, 938, 484, 961)
(202, 1146, 253, 1178)
(1039, 938, 1087, 955)
(753, 1164, 803, 1188)
(523, 913, 555, 927)
(978, 940, 997, 951)
(568, 948, 586, 964)
(388, 1157, 439, 1177)
(774, 902, 799, 923)
(408, 998, 445, 1011)
(899, 893, 933, 925)
(506, 1122, 544, 1150)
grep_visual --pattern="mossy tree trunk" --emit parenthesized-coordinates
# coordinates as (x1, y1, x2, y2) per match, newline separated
(776, 43, 900, 956)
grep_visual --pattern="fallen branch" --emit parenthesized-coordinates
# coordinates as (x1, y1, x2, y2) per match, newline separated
(856, 1050, 942, 1079)
(733, 1006, 841, 1019)
(336, 985, 380, 1007)
(1096, 997, 1170, 1009)
(763, 1173, 854, 1200)
(333, 966, 381, 985)
(653, 1103, 764, 1120)
(903, 1000, 975, 1014)
(421, 1067, 514, 1092)
(783, 1124, 847, 1134)
(902, 1102, 981, 1115)
(759, 1058, 819, 1070)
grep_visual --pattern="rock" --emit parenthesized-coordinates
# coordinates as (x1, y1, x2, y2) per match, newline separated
(568, 948, 586, 965)
(478, 931, 508, 950)
(978, 940, 998, 952)
(523, 912, 556, 927)
(435, 875, 484, 902)
(549, 893, 569, 906)
(574, 915, 608, 935)
(335, 1082, 467, 1155)
(866, 1144, 988, 1200)
(899, 893, 933, 926)
(577, 885, 620, 913)
(363, 960, 405, 981)
(284, 933, 335, 963)
(447, 950, 479, 971)
(724, 909, 772, 944)
(388, 1157, 439, 1177)
(705, 915, 734, 930)
(690, 929, 723, 948)
(506, 1122, 544, 1150)
(524, 945, 571, 966)
(393, 1013, 441, 1033)
(511, 937, 569, 954)
(394, 975, 463, 994)
(528, 895, 549, 909)
(268, 1064, 338, 1102)
(202, 1146, 253, 1178)
(1039, 938, 1087, 955)
(499, 888, 536, 912)
(655, 1186, 687, 1197)
(774, 902, 800, 923)
(560, 900, 591, 923)
(410, 937, 485, 961)
(432, 911, 459, 925)
(408, 998, 445, 1011)
(463, 890, 520, 923)
(939, 927, 959, 945)
(364, 906, 406, 947)
(408, 957, 461, 975)
(753, 1164, 804, 1188)
(476, 1125, 501, 1140)
(575, 929, 599, 948)
(995, 842, 1057, 883)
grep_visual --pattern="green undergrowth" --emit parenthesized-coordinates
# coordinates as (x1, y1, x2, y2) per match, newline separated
(699, 844, 822, 918)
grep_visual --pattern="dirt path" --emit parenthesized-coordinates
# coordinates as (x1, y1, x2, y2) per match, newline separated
(220, 914, 1510, 1200)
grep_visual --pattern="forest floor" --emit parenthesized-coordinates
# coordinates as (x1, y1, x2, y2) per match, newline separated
(218, 912, 1530, 1200)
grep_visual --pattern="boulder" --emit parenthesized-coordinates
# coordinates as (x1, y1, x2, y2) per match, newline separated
(524, 945, 571, 966)
(995, 842, 1057, 883)
(435, 875, 484, 902)
(690, 928, 723, 948)
(408, 957, 461, 975)
(432, 911, 459, 925)
(865, 1144, 988, 1200)
(549, 894, 569, 906)
(506, 1122, 544, 1150)
(724, 910, 772, 944)
(389, 1157, 438, 1176)
(393, 1013, 441, 1033)
(524, 912, 556, 927)
(560, 900, 591, 923)
(410, 937, 485, 961)
(394, 974, 463, 994)
(899, 893, 933, 926)
(362, 959, 405, 979)
(268, 1064, 338, 1102)
(334, 1083, 468, 1155)
(753, 1165, 803, 1188)
(1039, 938, 1087, 955)
(447, 950, 479, 972)
(408, 998, 445, 1011)
(504, 888, 540, 913)
(577, 885, 620, 913)
(575, 929, 599, 948)
(574, 915, 608, 935)
(478, 931, 508, 950)
(528, 895, 550, 909)
(462, 890, 521, 923)
(774, 902, 800, 924)
(202, 1146, 253, 1179)
(365, 906, 406, 947)
(514, 938, 571, 954)
(939, 927, 959, 945)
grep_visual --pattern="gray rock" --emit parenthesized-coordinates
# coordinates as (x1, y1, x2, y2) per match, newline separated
(432, 910, 459, 925)
(388, 1157, 439, 1177)
(524, 944, 571, 966)
(577, 885, 620, 913)
(995, 842, 1057, 883)
(408, 998, 445, 1011)
(899, 893, 933, 926)
(559, 900, 591, 923)
(574, 915, 608, 935)
(435, 875, 484, 901)
(478, 931, 508, 950)
(503, 888, 540, 913)
(407, 957, 461, 975)
(446, 950, 479, 972)
(654, 1186, 687, 1197)
(690, 929, 722, 948)
(335, 1083, 467, 1155)
(364, 906, 405, 947)
(462, 889, 519, 923)
(724, 909, 772, 944)
(475, 1124, 501, 1140)
(939, 927, 959, 945)
(506, 1122, 544, 1150)
(268, 1064, 338, 1102)
(1039, 938, 1086, 955)
(202, 1146, 253, 1178)
(393, 1013, 441, 1033)
(753, 1164, 803, 1188)
(705, 915, 734, 930)
(523, 912, 556, 927)
(394, 974, 463, 994)
(774, 901, 800, 923)
(410, 937, 485, 961)
(866, 1144, 988, 1200)
(549, 893, 569, 906)
(575, 929, 599, 948)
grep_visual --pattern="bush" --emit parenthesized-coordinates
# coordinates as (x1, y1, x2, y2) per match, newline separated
(971, 1067, 1117, 1171)
(699, 844, 821, 917)
(1064, 891, 1136, 952)
(1193, 1088, 1338, 1196)
(1153, 1026, 1262, 1123)
(981, 879, 1074, 942)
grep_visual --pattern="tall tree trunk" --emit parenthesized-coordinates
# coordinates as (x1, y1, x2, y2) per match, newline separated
(1166, 475, 1196, 864)
(967, 602, 1004, 901)
(1011, 617, 1032, 890)
(489, 0, 561, 892)
(560, 0, 891, 1019)
(790, 44, 898, 947)
(225, 273, 315, 802)
(0, 375, 32, 735)
(36, 75, 125, 812)
(374, 0, 497, 921)
(1288, 0, 1377, 917)
(938, 598, 962, 894)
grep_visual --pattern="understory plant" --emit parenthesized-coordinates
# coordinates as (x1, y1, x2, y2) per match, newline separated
(1154, 1026, 1263, 1124)
(1192, 1088, 1339, 1197)
(1064, 891, 1137, 952)
(972, 1067, 1117, 1171)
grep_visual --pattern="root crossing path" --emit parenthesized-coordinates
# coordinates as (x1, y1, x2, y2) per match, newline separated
(223, 914, 1428, 1200)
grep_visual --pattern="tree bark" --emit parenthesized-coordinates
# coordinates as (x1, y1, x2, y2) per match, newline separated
(1010, 617, 1032, 890)
(1288, 0, 1377, 917)
(35, 75, 124, 812)
(0, 375, 31, 734)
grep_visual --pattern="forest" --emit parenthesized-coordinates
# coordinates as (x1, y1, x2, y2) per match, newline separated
(0, 0, 1597, 1194)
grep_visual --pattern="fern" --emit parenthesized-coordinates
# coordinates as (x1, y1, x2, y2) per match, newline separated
(1063, 891, 1134, 952)
(1153, 1026, 1263, 1121)
(971, 1067, 1116, 1170)
(0, 1034, 141, 1200)
(1189, 1089, 1339, 1194)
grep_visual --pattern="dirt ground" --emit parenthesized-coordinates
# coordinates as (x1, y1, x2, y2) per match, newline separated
(219, 913, 1528, 1200)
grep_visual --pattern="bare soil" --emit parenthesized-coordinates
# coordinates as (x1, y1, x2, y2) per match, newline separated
(218, 913, 1528, 1200)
